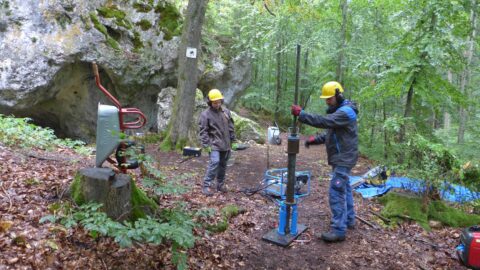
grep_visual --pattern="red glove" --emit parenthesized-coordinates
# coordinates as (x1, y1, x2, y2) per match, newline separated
(291, 105, 302, 116)
(305, 136, 315, 148)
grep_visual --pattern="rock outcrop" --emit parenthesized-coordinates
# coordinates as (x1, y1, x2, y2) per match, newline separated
(0, 0, 251, 142)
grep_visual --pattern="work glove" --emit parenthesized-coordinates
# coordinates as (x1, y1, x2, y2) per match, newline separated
(203, 146, 212, 154)
(304, 136, 315, 148)
(291, 105, 302, 116)
(232, 143, 238, 151)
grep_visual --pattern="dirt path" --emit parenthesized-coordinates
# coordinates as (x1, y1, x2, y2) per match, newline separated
(151, 133, 466, 270)
(0, 136, 468, 269)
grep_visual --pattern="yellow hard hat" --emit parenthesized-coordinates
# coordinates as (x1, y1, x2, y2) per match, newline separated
(208, 89, 224, 101)
(320, 81, 344, 99)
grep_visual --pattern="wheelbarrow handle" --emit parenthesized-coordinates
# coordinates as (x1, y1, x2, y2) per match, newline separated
(91, 62, 121, 108)
(92, 62, 100, 78)
(120, 108, 147, 129)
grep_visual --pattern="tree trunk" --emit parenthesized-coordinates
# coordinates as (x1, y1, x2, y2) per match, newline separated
(165, 0, 207, 149)
(444, 70, 453, 130)
(369, 101, 377, 147)
(300, 49, 309, 108)
(399, 77, 415, 143)
(335, 0, 348, 84)
(383, 100, 388, 160)
(458, 0, 477, 144)
(72, 168, 132, 221)
(274, 35, 282, 125)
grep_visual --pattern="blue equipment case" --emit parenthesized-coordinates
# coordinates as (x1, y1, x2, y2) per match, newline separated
(263, 168, 311, 198)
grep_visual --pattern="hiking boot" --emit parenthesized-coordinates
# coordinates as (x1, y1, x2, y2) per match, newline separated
(217, 183, 227, 193)
(321, 231, 345, 242)
(202, 186, 213, 196)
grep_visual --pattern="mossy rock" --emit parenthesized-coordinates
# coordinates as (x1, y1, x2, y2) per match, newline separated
(136, 19, 152, 31)
(133, 2, 153, 13)
(132, 31, 143, 51)
(231, 111, 265, 144)
(155, 2, 182, 41)
(97, 6, 126, 20)
(378, 192, 480, 230)
(205, 204, 243, 233)
(90, 12, 108, 36)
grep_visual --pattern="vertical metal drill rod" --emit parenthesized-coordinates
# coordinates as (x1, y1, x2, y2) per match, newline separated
(284, 44, 301, 235)
(292, 44, 301, 131)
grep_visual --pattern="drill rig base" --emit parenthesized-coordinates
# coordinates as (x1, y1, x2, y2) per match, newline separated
(262, 224, 307, 247)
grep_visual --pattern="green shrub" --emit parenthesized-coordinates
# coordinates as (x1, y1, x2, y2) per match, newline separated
(41, 202, 195, 270)
(0, 114, 88, 153)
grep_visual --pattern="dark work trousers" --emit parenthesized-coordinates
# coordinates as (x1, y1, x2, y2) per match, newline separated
(203, 150, 230, 188)
(329, 166, 355, 236)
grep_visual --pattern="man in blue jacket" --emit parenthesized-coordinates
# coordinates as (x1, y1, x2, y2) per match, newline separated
(291, 81, 358, 242)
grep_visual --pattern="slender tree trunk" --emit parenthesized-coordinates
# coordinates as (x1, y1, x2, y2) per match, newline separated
(166, 0, 207, 149)
(335, 0, 348, 84)
(274, 35, 282, 125)
(383, 100, 388, 160)
(369, 102, 377, 147)
(458, 0, 477, 144)
(399, 77, 416, 143)
(300, 49, 309, 108)
(444, 70, 453, 130)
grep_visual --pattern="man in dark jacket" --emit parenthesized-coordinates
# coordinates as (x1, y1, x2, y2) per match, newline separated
(198, 89, 236, 196)
(291, 81, 358, 242)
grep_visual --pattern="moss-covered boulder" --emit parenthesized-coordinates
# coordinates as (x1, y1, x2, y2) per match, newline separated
(231, 111, 264, 144)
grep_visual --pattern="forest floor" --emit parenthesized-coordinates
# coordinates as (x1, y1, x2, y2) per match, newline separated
(0, 131, 470, 270)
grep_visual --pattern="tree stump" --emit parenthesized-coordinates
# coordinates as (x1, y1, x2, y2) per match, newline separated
(72, 168, 132, 221)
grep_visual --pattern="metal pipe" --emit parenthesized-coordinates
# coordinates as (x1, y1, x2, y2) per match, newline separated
(284, 44, 301, 235)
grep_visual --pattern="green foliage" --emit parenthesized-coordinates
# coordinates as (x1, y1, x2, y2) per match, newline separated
(141, 174, 190, 196)
(40, 202, 195, 269)
(405, 134, 457, 173)
(379, 192, 480, 230)
(456, 162, 480, 191)
(0, 114, 88, 153)
(399, 134, 459, 199)
(138, 153, 191, 195)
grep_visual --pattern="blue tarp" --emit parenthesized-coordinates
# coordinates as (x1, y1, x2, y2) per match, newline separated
(349, 176, 480, 203)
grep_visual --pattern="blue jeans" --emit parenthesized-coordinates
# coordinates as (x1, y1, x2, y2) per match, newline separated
(329, 166, 355, 236)
(203, 150, 230, 187)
